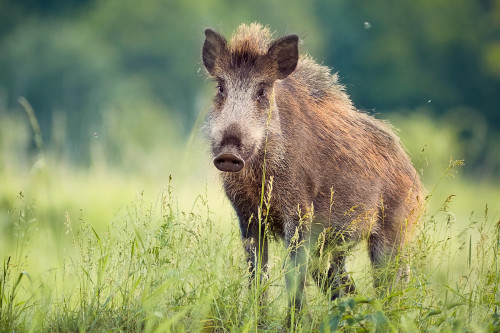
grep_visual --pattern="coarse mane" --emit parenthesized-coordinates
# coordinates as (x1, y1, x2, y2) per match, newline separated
(226, 23, 351, 105)
(292, 56, 352, 106)
(229, 23, 272, 56)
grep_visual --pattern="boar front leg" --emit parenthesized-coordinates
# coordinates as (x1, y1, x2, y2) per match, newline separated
(237, 211, 269, 290)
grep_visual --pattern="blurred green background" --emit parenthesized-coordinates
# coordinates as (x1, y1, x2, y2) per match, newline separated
(0, 0, 499, 249)
(1, 0, 499, 173)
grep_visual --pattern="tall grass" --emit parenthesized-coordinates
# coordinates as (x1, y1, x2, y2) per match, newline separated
(0, 167, 499, 332)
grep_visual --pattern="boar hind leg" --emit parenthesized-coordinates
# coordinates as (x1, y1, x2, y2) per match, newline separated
(368, 231, 409, 293)
(311, 254, 355, 300)
(284, 222, 307, 313)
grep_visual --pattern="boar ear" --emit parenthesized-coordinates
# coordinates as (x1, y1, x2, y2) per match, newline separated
(267, 35, 299, 79)
(203, 29, 227, 76)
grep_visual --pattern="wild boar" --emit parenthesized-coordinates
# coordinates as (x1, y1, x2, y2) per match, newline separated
(202, 23, 423, 311)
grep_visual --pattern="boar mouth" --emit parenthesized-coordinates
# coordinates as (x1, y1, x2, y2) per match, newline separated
(213, 152, 245, 172)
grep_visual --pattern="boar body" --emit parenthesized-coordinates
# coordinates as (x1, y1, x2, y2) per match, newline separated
(202, 23, 423, 310)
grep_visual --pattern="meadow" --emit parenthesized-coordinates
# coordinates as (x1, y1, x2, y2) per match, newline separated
(0, 106, 499, 332)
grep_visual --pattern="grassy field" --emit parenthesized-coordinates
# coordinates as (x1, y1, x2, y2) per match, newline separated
(0, 110, 499, 332)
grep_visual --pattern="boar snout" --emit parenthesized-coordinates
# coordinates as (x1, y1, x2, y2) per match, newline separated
(213, 124, 246, 172)
(213, 152, 244, 172)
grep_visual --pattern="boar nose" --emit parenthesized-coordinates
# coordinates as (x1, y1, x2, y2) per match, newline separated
(213, 153, 244, 172)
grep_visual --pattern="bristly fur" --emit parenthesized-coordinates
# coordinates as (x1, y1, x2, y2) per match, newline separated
(229, 23, 272, 55)
(202, 22, 424, 312)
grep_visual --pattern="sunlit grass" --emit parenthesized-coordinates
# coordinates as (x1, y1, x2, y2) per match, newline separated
(1, 164, 498, 331)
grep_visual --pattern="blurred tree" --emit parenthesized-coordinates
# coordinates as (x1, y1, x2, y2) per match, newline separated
(0, 20, 117, 162)
(0, 0, 92, 35)
(313, 0, 499, 122)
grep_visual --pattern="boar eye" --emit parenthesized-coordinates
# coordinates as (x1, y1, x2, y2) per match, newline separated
(217, 84, 224, 96)
(216, 80, 225, 97)
(257, 87, 266, 100)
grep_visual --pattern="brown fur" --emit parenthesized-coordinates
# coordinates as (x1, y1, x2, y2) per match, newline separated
(202, 23, 424, 311)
